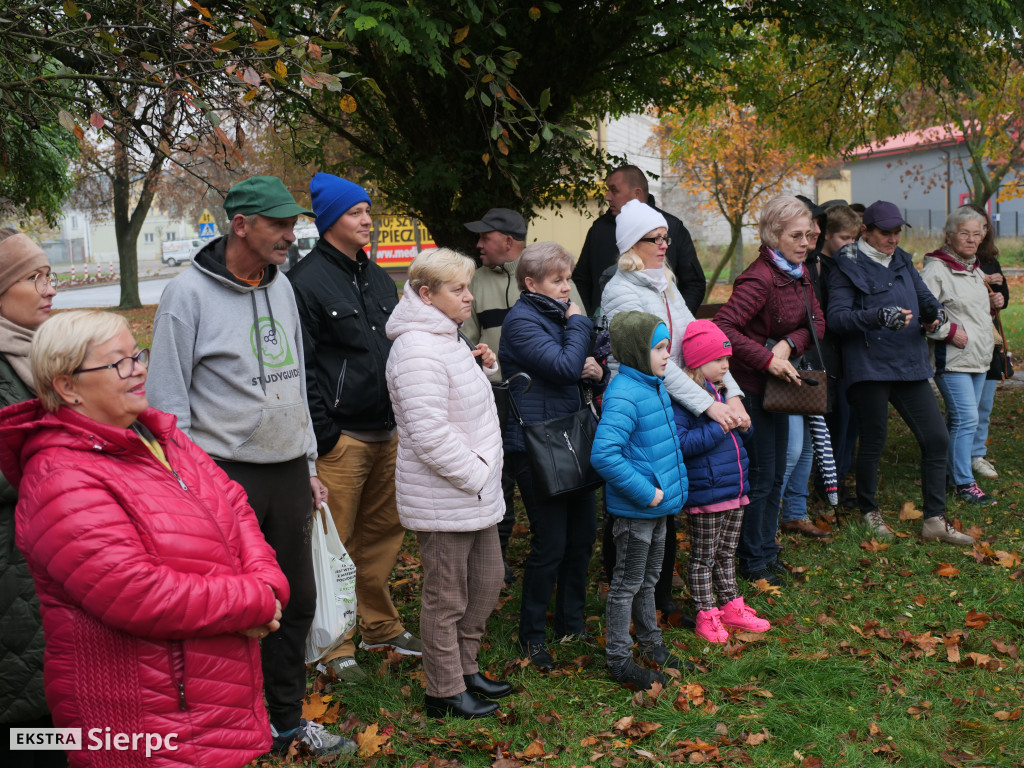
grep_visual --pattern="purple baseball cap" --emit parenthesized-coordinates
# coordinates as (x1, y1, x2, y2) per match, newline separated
(862, 201, 911, 229)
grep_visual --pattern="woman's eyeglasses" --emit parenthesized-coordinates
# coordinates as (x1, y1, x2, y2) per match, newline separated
(639, 236, 672, 246)
(75, 349, 150, 379)
(18, 271, 57, 295)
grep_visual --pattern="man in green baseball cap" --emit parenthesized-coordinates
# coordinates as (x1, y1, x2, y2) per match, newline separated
(148, 176, 356, 756)
(223, 175, 315, 220)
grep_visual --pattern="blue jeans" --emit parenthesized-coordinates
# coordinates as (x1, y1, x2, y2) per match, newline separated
(780, 416, 812, 522)
(511, 452, 598, 645)
(934, 372, 986, 485)
(737, 391, 788, 574)
(605, 516, 665, 671)
(973, 378, 998, 459)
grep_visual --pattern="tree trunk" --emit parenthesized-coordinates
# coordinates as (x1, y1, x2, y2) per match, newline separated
(112, 141, 143, 309)
(729, 221, 745, 283)
(704, 219, 744, 301)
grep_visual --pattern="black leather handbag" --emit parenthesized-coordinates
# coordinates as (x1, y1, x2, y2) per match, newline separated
(506, 374, 603, 498)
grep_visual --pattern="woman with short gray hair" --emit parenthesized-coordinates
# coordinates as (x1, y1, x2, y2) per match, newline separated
(500, 241, 605, 671)
(921, 205, 999, 505)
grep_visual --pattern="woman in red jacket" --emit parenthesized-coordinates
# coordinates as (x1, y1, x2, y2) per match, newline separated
(0, 310, 296, 767)
(714, 196, 826, 587)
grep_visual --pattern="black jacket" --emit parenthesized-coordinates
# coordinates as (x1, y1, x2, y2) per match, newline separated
(572, 200, 706, 316)
(288, 239, 399, 455)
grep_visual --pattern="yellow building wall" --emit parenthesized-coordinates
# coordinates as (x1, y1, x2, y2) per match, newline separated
(817, 170, 852, 205)
(527, 199, 603, 258)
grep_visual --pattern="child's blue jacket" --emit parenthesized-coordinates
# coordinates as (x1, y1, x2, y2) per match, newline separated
(591, 365, 687, 518)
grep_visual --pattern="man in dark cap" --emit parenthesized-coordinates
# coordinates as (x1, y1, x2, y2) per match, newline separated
(149, 175, 355, 756)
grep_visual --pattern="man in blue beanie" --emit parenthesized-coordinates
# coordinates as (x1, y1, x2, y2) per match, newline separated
(288, 172, 421, 684)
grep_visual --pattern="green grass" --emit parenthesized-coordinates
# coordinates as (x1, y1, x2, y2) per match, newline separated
(275, 390, 1024, 768)
(101, 305, 1023, 767)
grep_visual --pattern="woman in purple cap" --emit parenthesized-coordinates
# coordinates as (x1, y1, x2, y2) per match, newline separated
(826, 200, 974, 546)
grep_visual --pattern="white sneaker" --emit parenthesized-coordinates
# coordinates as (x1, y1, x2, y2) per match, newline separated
(862, 510, 894, 539)
(921, 515, 976, 546)
(971, 456, 998, 479)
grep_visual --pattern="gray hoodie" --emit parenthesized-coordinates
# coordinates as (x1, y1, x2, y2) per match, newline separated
(148, 236, 317, 471)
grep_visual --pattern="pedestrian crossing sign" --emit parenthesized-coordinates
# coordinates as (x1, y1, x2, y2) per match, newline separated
(199, 222, 216, 238)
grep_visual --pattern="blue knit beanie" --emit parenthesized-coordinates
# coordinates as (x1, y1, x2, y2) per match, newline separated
(650, 322, 670, 349)
(310, 172, 372, 235)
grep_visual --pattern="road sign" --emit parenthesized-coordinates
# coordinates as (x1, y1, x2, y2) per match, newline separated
(198, 209, 215, 225)
(199, 222, 216, 238)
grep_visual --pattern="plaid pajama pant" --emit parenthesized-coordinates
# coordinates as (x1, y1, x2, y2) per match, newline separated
(687, 507, 744, 612)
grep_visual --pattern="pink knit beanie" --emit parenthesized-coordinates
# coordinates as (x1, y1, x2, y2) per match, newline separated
(681, 320, 732, 369)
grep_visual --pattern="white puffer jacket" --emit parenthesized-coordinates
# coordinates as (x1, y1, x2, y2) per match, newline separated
(385, 282, 504, 532)
(602, 268, 744, 416)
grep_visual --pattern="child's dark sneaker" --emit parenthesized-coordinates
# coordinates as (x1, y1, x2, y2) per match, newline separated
(611, 660, 666, 691)
(639, 642, 680, 669)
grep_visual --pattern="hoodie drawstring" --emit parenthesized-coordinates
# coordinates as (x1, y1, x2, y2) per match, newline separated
(249, 291, 268, 394)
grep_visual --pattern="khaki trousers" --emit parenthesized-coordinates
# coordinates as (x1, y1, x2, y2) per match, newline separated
(417, 525, 503, 697)
(318, 435, 406, 660)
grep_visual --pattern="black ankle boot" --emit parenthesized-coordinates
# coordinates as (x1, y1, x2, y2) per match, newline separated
(424, 690, 499, 719)
(464, 672, 513, 699)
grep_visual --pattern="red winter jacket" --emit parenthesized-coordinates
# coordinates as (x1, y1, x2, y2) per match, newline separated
(0, 403, 289, 768)
(714, 246, 826, 396)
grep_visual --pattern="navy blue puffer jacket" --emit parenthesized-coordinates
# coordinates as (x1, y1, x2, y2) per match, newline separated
(826, 243, 942, 385)
(673, 382, 750, 510)
(499, 292, 599, 453)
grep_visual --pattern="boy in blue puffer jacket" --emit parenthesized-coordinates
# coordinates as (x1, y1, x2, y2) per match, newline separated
(592, 311, 687, 691)
(673, 321, 770, 645)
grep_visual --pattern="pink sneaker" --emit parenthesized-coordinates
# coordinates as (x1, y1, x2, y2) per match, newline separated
(695, 608, 729, 644)
(720, 597, 771, 633)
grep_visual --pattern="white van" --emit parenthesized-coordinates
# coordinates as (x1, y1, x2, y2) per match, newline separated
(161, 238, 203, 267)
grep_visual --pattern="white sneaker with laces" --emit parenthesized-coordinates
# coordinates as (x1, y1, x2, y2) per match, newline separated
(271, 718, 356, 756)
(971, 456, 998, 479)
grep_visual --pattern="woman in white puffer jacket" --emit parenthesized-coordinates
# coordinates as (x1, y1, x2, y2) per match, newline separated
(385, 247, 511, 721)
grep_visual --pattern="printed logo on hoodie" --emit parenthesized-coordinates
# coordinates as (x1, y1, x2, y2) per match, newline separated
(249, 316, 294, 367)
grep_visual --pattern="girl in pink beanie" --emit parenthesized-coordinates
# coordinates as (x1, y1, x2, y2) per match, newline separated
(673, 320, 770, 644)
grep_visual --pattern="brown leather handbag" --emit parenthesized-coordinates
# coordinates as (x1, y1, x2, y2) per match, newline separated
(763, 284, 829, 415)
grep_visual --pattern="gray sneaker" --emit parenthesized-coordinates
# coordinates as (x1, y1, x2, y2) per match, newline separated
(862, 510, 894, 539)
(325, 655, 367, 684)
(921, 515, 976, 546)
(271, 718, 357, 756)
(359, 630, 422, 656)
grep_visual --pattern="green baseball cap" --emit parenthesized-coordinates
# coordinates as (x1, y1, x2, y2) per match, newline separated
(223, 176, 314, 219)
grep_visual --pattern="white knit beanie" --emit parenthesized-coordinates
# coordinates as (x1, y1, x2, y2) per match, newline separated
(615, 199, 668, 255)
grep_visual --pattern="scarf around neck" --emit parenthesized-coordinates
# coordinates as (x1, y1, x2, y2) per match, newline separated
(0, 314, 36, 391)
(941, 243, 978, 271)
(767, 247, 804, 279)
(858, 239, 893, 268)
(643, 267, 669, 293)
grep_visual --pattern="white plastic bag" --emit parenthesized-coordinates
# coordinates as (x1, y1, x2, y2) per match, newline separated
(305, 502, 357, 663)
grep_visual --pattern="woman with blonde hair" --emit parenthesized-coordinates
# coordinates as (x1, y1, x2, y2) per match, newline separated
(0, 228, 62, 768)
(0, 310, 296, 766)
(386, 248, 510, 719)
(600, 200, 747, 619)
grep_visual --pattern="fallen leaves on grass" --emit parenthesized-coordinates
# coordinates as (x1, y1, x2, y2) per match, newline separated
(899, 501, 923, 520)
(354, 723, 392, 757)
(751, 578, 782, 595)
(965, 609, 991, 628)
(612, 715, 662, 739)
(993, 709, 1021, 721)
(933, 563, 961, 578)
